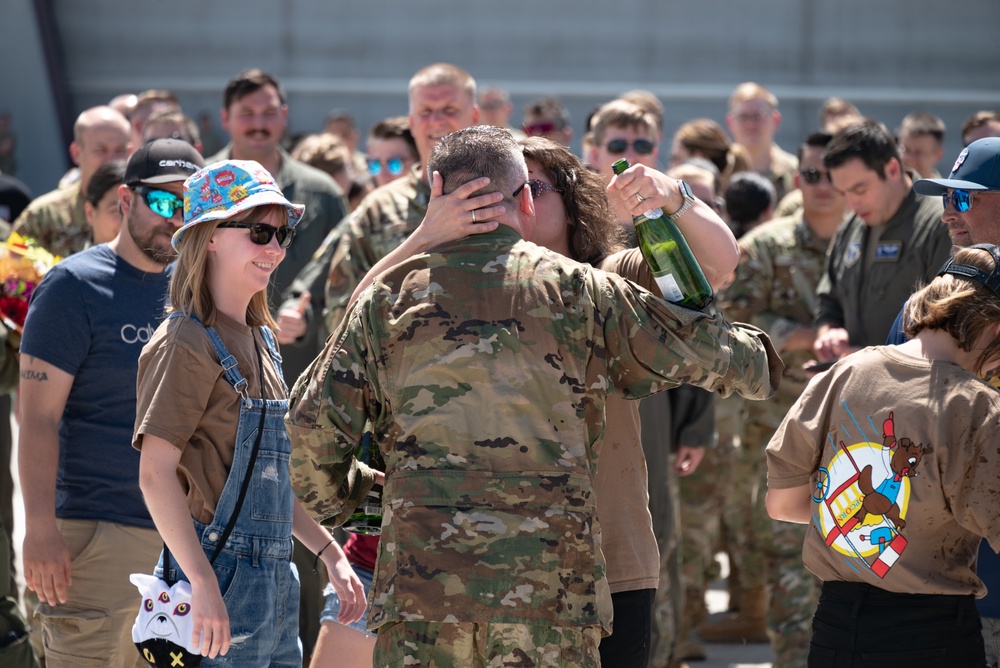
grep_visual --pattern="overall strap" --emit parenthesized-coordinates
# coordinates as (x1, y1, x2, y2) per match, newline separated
(208, 335, 267, 565)
(203, 326, 251, 407)
(258, 325, 288, 395)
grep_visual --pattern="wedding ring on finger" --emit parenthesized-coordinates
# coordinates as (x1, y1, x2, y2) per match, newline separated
(635, 192, 645, 204)
(472, 210, 477, 223)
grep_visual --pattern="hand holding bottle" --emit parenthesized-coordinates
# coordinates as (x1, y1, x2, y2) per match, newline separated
(611, 159, 714, 310)
(607, 162, 685, 219)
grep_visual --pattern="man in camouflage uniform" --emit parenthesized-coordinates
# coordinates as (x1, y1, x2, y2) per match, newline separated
(286, 125, 781, 667)
(703, 131, 847, 667)
(13, 106, 130, 256)
(281, 62, 480, 341)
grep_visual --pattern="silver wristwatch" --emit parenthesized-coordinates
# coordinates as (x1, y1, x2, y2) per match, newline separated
(668, 179, 695, 221)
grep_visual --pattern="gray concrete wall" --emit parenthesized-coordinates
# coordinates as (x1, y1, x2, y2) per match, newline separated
(0, 0, 66, 196)
(4, 0, 1000, 194)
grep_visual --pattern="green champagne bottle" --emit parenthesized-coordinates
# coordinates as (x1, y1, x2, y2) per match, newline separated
(342, 430, 384, 535)
(612, 159, 714, 310)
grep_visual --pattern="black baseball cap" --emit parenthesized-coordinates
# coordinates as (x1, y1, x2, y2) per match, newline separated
(124, 138, 205, 187)
(914, 138, 1000, 195)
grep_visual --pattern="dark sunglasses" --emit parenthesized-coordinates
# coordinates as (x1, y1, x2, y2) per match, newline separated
(605, 138, 656, 156)
(523, 122, 558, 136)
(217, 222, 296, 248)
(134, 186, 184, 219)
(799, 168, 832, 185)
(942, 189, 975, 213)
(513, 179, 564, 199)
(367, 157, 406, 177)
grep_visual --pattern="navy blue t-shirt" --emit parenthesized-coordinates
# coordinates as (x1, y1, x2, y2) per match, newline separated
(21, 244, 172, 528)
(886, 298, 1000, 616)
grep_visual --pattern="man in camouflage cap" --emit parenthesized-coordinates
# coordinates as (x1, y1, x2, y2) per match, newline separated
(286, 125, 781, 667)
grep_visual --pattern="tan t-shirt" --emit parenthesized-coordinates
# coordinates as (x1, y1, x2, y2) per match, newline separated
(597, 248, 662, 593)
(134, 312, 287, 524)
(766, 346, 1000, 596)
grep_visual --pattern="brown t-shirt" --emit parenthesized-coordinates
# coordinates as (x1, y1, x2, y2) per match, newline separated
(597, 248, 661, 593)
(766, 346, 1000, 596)
(133, 312, 287, 524)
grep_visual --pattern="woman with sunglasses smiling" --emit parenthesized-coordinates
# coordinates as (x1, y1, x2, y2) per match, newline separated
(134, 160, 367, 664)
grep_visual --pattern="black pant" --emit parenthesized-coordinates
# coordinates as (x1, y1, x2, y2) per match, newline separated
(809, 580, 986, 667)
(599, 588, 655, 668)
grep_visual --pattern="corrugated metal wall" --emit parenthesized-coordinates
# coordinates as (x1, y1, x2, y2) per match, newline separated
(4, 0, 1000, 195)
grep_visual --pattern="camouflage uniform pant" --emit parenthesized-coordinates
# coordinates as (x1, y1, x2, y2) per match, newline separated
(727, 416, 818, 668)
(678, 443, 734, 627)
(767, 519, 818, 668)
(372, 621, 602, 667)
(722, 418, 772, 591)
(648, 458, 680, 668)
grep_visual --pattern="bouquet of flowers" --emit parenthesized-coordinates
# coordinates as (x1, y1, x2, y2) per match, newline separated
(0, 232, 60, 334)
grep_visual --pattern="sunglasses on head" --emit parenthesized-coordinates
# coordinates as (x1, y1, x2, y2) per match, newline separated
(605, 138, 656, 156)
(513, 179, 564, 199)
(367, 157, 406, 177)
(523, 122, 558, 136)
(134, 186, 184, 219)
(217, 222, 296, 248)
(943, 189, 976, 213)
(799, 168, 832, 185)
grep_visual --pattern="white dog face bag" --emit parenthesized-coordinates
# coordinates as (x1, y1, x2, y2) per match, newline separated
(130, 573, 202, 667)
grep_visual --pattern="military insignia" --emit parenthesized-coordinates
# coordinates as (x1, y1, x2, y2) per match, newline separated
(951, 147, 969, 175)
(874, 242, 902, 261)
(844, 242, 861, 268)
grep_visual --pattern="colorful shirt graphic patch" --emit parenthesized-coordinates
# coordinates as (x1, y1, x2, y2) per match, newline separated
(811, 409, 931, 579)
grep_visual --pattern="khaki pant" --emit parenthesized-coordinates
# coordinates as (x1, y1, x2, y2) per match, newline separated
(34, 520, 160, 668)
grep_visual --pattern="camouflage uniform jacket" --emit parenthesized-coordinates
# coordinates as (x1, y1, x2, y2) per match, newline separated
(279, 166, 429, 347)
(286, 226, 780, 633)
(719, 212, 830, 415)
(12, 181, 89, 256)
(815, 187, 949, 347)
(324, 166, 430, 332)
(769, 145, 799, 204)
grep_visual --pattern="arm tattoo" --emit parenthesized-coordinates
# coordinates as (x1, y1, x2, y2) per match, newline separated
(20, 369, 48, 382)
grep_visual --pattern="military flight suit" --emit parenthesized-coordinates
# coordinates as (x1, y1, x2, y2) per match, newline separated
(815, 188, 949, 347)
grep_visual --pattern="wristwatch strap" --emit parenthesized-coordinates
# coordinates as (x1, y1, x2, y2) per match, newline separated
(668, 179, 695, 221)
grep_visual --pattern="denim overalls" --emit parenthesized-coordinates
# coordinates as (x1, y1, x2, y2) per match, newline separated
(157, 316, 300, 666)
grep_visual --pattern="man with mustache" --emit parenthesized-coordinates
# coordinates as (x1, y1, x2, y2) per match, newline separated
(209, 68, 348, 385)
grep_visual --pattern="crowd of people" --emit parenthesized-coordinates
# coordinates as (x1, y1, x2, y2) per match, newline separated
(0, 61, 999, 668)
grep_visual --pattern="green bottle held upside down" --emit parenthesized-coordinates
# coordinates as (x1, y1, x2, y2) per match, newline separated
(612, 159, 714, 310)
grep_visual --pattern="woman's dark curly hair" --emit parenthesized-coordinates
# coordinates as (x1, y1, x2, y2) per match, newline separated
(519, 136, 627, 266)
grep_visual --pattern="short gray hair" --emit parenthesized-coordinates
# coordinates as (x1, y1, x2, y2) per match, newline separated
(427, 126, 527, 209)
